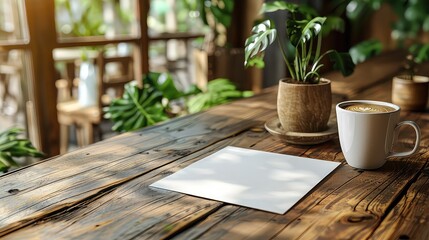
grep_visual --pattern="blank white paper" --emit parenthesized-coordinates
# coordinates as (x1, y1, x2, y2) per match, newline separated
(150, 146, 340, 214)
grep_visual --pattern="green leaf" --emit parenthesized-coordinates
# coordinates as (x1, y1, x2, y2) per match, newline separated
(345, 0, 380, 22)
(244, 20, 277, 67)
(200, 0, 234, 29)
(328, 50, 356, 77)
(210, 4, 232, 28)
(0, 152, 17, 167)
(287, 17, 325, 47)
(410, 43, 429, 63)
(144, 72, 185, 100)
(186, 79, 252, 113)
(297, 5, 318, 19)
(322, 16, 345, 35)
(246, 56, 265, 68)
(104, 81, 169, 132)
(0, 127, 43, 172)
(299, 17, 326, 44)
(262, 1, 298, 14)
(0, 141, 18, 152)
(349, 39, 383, 64)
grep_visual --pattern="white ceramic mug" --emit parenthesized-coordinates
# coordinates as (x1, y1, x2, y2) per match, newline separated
(336, 100, 420, 169)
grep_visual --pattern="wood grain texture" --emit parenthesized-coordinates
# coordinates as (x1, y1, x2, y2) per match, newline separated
(2, 120, 275, 240)
(370, 164, 429, 240)
(277, 79, 331, 133)
(2, 55, 429, 239)
(0, 96, 278, 238)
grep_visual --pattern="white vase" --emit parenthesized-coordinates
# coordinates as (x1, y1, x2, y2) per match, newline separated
(78, 61, 98, 107)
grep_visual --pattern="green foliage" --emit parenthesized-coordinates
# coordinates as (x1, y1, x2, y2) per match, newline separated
(409, 43, 429, 64)
(105, 73, 249, 132)
(403, 44, 429, 80)
(196, 0, 234, 47)
(104, 72, 192, 133)
(198, 0, 234, 29)
(55, 0, 105, 37)
(55, 0, 133, 37)
(385, 0, 429, 43)
(0, 128, 44, 173)
(104, 81, 169, 132)
(349, 39, 383, 64)
(340, 0, 429, 79)
(337, 0, 429, 44)
(244, 1, 355, 83)
(186, 79, 253, 113)
(244, 20, 277, 66)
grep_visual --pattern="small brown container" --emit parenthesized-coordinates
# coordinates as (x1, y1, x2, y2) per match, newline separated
(392, 75, 429, 111)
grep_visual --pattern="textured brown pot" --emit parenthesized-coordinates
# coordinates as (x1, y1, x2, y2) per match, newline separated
(277, 78, 331, 133)
(392, 75, 429, 111)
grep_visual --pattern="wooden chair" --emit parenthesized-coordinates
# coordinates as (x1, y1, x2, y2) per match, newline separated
(56, 52, 134, 154)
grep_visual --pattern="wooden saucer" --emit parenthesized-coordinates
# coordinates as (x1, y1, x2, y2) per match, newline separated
(264, 118, 338, 145)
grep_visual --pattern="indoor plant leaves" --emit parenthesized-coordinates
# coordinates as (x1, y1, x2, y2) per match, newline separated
(244, 20, 277, 66)
(0, 127, 44, 173)
(245, 1, 355, 83)
(349, 39, 383, 64)
(186, 79, 253, 113)
(104, 81, 169, 132)
(327, 50, 355, 77)
(143, 72, 185, 100)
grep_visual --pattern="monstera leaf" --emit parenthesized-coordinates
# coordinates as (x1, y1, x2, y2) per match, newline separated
(143, 72, 185, 100)
(300, 17, 326, 44)
(104, 81, 169, 132)
(287, 17, 326, 46)
(328, 50, 355, 77)
(244, 20, 277, 66)
(244, 0, 356, 82)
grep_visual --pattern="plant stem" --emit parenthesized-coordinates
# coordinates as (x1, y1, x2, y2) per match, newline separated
(295, 46, 301, 81)
(312, 49, 332, 73)
(277, 38, 295, 79)
(301, 42, 306, 82)
(314, 33, 322, 63)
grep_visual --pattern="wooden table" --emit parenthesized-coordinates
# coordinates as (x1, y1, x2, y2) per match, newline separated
(1, 53, 429, 239)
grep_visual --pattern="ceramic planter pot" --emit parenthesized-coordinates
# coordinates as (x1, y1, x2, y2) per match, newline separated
(392, 75, 429, 111)
(277, 78, 332, 133)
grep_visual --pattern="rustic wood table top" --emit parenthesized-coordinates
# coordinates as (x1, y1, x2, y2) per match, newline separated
(1, 54, 429, 239)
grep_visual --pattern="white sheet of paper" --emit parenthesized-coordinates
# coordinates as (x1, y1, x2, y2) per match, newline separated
(150, 146, 340, 214)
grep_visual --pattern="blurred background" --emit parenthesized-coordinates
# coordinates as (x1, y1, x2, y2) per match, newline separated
(0, 0, 428, 159)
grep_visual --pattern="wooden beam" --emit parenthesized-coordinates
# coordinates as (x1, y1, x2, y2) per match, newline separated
(25, 0, 59, 156)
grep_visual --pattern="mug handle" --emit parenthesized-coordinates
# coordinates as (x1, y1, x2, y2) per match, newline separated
(388, 121, 421, 158)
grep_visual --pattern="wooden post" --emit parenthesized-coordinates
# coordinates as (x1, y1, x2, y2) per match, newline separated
(25, 0, 59, 156)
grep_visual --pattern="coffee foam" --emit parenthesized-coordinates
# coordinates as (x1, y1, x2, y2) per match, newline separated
(344, 103, 395, 113)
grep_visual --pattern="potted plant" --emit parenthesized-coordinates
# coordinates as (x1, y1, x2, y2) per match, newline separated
(343, 0, 429, 111)
(387, 0, 429, 111)
(244, 1, 355, 133)
(392, 45, 429, 111)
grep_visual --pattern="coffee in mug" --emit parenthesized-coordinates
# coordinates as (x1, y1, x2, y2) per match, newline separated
(343, 103, 395, 113)
(336, 100, 420, 169)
